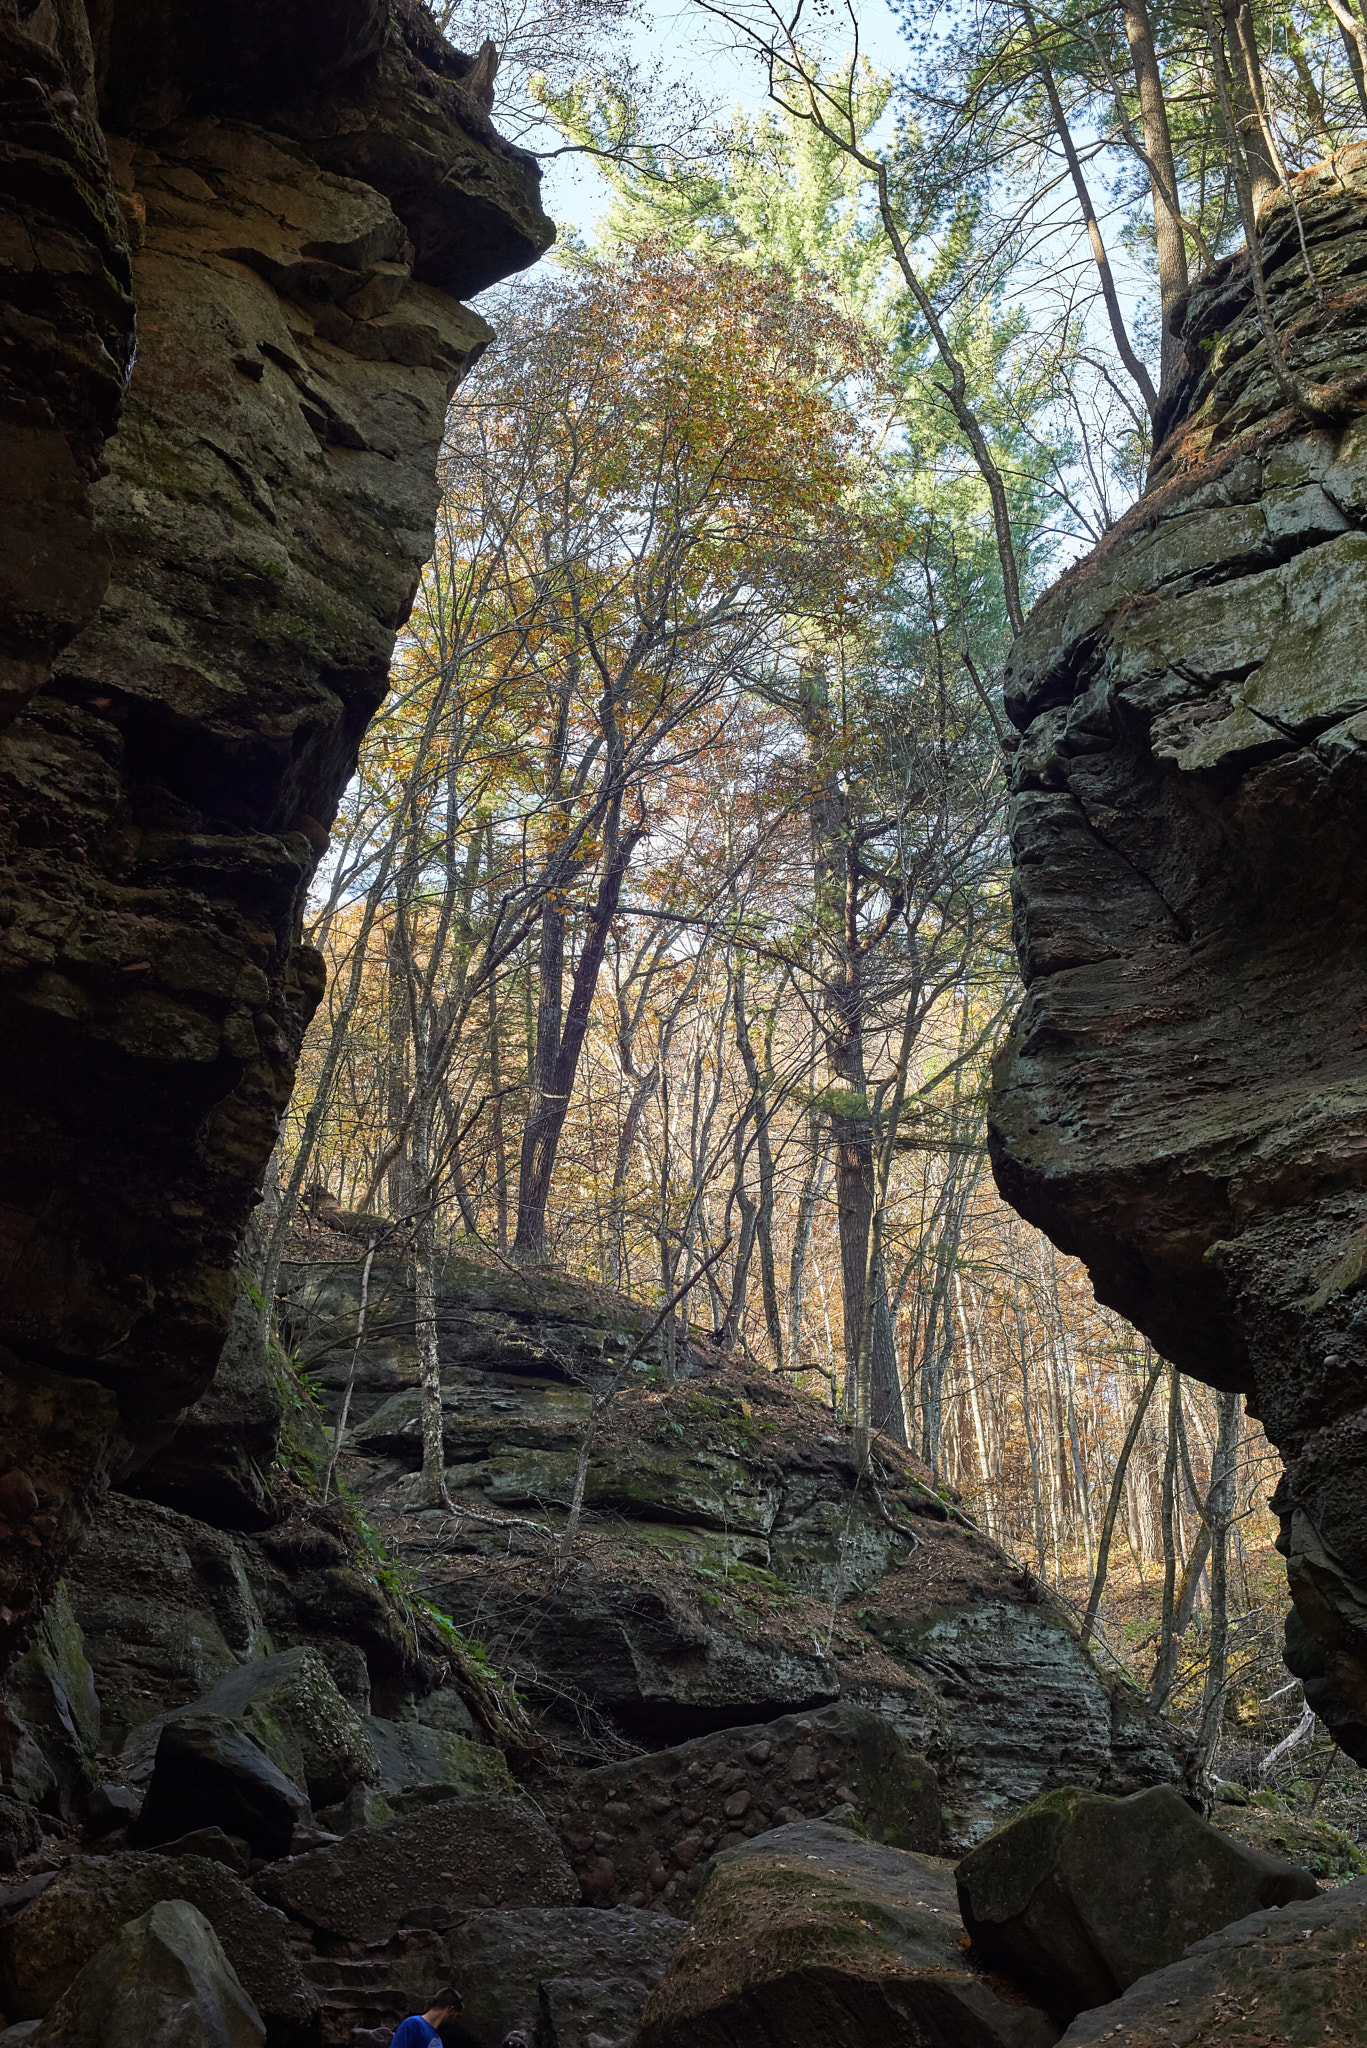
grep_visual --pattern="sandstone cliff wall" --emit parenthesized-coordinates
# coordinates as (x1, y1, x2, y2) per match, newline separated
(990, 148, 1367, 1757)
(0, 0, 551, 1669)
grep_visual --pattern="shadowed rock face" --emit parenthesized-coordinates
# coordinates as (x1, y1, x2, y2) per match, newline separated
(989, 147, 1367, 1757)
(0, 0, 552, 1669)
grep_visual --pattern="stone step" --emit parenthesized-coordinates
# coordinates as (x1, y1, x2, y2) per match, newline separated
(304, 1959, 395, 1987)
(315, 1986, 409, 2013)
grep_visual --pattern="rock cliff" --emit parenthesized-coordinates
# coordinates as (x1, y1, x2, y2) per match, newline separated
(989, 148, 1367, 1757)
(273, 1251, 1187, 1856)
(0, 0, 551, 1672)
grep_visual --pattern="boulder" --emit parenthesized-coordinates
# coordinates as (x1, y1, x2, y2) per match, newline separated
(256, 1795, 577, 1943)
(540, 1703, 940, 1914)
(1057, 1876, 1367, 2047)
(955, 1783, 1319, 2021)
(636, 1820, 1060, 2048)
(363, 1715, 510, 1808)
(152, 1828, 252, 1878)
(856, 1567, 1189, 1846)
(126, 1648, 378, 1808)
(314, 1785, 394, 1835)
(0, 1793, 41, 1873)
(27, 1899, 263, 2048)
(65, 1496, 273, 1752)
(320, 1268, 1184, 1837)
(136, 1716, 310, 1862)
(431, 1905, 682, 2048)
(88, 1784, 142, 1836)
(1213, 1799, 1365, 1882)
(65, 1493, 438, 1768)
(5, 1586, 101, 1821)
(0, 1850, 318, 2045)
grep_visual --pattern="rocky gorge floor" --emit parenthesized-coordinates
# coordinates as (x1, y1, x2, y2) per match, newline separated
(1, 1248, 1362, 2048)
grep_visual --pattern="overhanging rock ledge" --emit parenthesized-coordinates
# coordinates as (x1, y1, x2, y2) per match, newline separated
(989, 145, 1367, 1758)
(0, 0, 553, 1670)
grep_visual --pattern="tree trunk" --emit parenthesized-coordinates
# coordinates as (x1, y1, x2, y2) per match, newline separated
(1081, 1347, 1163, 1645)
(731, 978, 784, 1368)
(1195, 1389, 1242, 1784)
(411, 1080, 449, 1507)
(787, 1114, 827, 1366)
(1118, 0, 1191, 390)
(1332, 0, 1367, 119)
(514, 801, 644, 1258)
(720, 1118, 759, 1351)
(1023, 2, 1157, 417)
(384, 922, 414, 1220)
(1221, 0, 1279, 214)
(488, 964, 509, 1252)
(1151, 1362, 1181, 1707)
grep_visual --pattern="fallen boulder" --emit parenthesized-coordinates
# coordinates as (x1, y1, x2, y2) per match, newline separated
(430, 1905, 682, 2048)
(124, 1650, 377, 1810)
(314, 1785, 394, 1835)
(152, 1829, 252, 1878)
(636, 1819, 1060, 2048)
(27, 1899, 263, 2048)
(956, 1783, 1319, 2020)
(136, 1717, 310, 1862)
(0, 1850, 318, 2045)
(541, 1703, 941, 1914)
(362, 1715, 511, 1810)
(87, 1785, 142, 1837)
(256, 1795, 578, 1943)
(1057, 1876, 1367, 2046)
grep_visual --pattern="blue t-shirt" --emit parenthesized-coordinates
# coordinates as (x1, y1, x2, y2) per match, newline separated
(391, 2019, 441, 2048)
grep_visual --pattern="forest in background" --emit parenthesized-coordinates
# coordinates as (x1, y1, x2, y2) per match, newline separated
(253, 0, 1367, 1824)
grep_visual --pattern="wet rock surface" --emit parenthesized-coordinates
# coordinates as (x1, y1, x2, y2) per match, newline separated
(25, 1898, 264, 2048)
(956, 1784, 1319, 2020)
(989, 145, 1367, 1754)
(0, 0, 552, 1674)
(636, 1819, 1060, 2048)
(1056, 1877, 1367, 2047)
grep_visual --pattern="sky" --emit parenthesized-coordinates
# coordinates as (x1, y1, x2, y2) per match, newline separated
(508, 0, 910, 252)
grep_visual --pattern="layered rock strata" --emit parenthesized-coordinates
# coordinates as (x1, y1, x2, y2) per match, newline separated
(990, 147, 1367, 1756)
(285, 1253, 1188, 1854)
(0, 0, 551, 1670)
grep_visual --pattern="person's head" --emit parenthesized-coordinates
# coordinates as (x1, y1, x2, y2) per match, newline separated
(423, 1991, 464, 2029)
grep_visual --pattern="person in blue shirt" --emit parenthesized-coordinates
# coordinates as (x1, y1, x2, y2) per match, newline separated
(389, 1988, 463, 2048)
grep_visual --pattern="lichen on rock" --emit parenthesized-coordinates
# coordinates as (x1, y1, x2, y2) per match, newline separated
(989, 144, 1367, 1757)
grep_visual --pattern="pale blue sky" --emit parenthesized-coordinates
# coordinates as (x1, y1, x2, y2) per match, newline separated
(529, 0, 909, 245)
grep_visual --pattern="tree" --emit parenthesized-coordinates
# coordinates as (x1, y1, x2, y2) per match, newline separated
(479, 249, 889, 1257)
